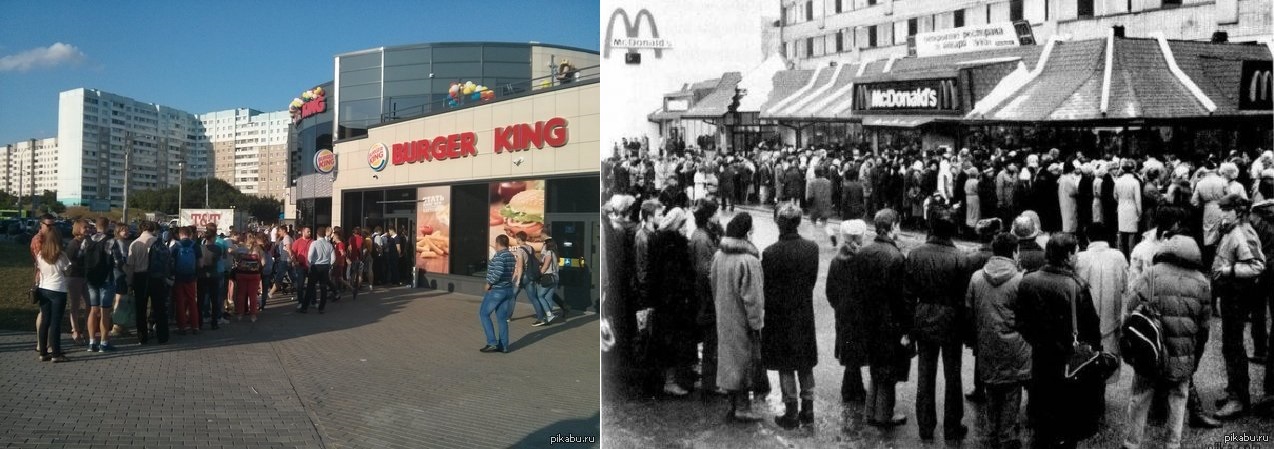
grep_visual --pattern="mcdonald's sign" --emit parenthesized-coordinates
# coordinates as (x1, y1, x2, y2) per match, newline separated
(604, 8, 673, 59)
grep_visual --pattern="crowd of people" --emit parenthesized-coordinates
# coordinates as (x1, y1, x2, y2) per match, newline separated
(29, 215, 420, 361)
(601, 143, 1274, 449)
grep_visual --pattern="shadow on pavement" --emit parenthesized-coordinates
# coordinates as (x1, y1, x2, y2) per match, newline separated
(508, 412, 601, 449)
(511, 313, 599, 352)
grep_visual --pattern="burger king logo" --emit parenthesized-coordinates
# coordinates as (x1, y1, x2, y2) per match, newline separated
(368, 143, 388, 172)
(314, 149, 336, 174)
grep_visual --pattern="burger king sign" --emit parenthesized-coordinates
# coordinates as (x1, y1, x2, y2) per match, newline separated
(314, 149, 336, 174)
(368, 143, 388, 172)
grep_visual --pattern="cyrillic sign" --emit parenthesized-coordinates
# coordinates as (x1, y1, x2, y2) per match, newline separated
(913, 21, 1035, 58)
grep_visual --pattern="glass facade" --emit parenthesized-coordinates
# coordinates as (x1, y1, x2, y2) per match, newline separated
(292, 81, 335, 229)
(336, 43, 536, 140)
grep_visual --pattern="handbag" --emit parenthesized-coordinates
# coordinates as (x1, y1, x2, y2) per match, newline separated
(29, 284, 39, 304)
(1064, 277, 1119, 382)
(538, 272, 558, 287)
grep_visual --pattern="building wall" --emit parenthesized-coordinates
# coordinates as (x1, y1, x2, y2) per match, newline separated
(199, 108, 290, 200)
(329, 82, 599, 228)
(0, 138, 58, 197)
(56, 88, 209, 207)
(780, 0, 1271, 69)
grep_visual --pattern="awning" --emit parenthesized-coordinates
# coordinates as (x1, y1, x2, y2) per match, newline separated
(647, 107, 682, 122)
(861, 115, 937, 127)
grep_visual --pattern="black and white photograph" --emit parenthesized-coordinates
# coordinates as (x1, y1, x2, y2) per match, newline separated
(599, 0, 1274, 447)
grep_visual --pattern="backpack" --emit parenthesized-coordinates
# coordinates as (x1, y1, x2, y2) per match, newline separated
(521, 245, 541, 282)
(261, 245, 275, 276)
(1120, 274, 1168, 379)
(199, 239, 221, 278)
(83, 237, 112, 285)
(174, 240, 197, 277)
(147, 237, 172, 279)
(235, 251, 262, 273)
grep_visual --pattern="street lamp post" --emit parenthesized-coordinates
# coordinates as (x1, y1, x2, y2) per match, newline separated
(178, 162, 184, 219)
(205, 176, 209, 208)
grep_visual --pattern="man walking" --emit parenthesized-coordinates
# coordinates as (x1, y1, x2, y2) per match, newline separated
(479, 235, 517, 353)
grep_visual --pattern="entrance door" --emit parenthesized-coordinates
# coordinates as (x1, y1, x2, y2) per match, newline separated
(382, 214, 415, 286)
(547, 213, 599, 312)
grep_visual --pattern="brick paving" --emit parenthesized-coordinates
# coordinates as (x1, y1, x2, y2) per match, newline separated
(0, 286, 599, 449)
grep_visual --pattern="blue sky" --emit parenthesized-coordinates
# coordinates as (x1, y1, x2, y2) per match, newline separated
(0, 1, 599, 144)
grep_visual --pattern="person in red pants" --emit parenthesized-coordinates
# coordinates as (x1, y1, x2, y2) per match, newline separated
(170, 227, 204, 335)
(233, 233, 265, 322)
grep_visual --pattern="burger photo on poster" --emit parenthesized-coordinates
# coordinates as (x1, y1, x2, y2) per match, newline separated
(501, 189, 545, 243)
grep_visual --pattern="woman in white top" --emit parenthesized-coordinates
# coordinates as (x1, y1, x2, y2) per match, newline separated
(35, 226, 71, 362)
(534, 238, 563, 324)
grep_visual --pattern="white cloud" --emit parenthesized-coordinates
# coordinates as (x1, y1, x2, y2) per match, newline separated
(0, 42, 87, 72)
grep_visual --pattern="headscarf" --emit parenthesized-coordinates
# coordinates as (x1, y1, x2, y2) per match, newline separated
(659, 207, 687, 231)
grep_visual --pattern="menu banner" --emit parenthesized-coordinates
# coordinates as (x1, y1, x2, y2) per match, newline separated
(488, 179, 546, 257)
(415, 186, 451, 274)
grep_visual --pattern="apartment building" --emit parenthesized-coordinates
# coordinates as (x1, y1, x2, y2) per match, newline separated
(779, 0, 1271, 67)
(198, 109, 290, 200)
(0, 138, 59, 198)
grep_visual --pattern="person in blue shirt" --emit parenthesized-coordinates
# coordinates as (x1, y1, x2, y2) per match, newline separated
(479, 234, 518, 353)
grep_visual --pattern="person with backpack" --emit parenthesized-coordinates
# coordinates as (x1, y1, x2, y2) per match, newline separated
(233, 233, 265, 322)
(198, 226, 225, 330)
(171, 227, 203, 335)
(1121, 234, 1212, 449)
(83, 218, 116, 352)
(511, 231, 547, 326)
(126, 221, 170, 344)
(268, 226, 292, 299)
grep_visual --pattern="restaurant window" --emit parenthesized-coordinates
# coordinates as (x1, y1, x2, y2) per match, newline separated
(908, 18, 918, 36)
(1010, 0, 1024, 21)
(806, 37, 814, 58)
(1077, 0, 1094, 17)
(954, 9, 965, 27)
(449, 183, 490, 278)
(805, 0, 813, 20)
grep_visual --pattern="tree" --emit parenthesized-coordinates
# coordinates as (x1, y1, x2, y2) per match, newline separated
(125, 177, 282, 222)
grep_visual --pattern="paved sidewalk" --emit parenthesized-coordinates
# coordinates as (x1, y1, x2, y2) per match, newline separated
(0, 286, 599, 449)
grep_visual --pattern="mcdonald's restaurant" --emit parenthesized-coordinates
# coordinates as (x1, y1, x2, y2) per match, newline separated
(329, 79, 601, 306)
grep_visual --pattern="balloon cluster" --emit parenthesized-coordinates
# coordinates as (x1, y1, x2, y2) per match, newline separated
(446, 81, 495, 107)
(289, 86, 325, 114)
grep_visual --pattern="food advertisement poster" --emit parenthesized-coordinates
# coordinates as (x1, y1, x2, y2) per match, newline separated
(489, 179, 546, 257)
(415, 186, 451, 274)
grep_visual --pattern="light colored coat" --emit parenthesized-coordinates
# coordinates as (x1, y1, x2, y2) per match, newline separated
(1092, 176, 1105, 224)
(711, 237, 765, 391)
(1114, 173, 1142, 233)
(1192, 173, 1228, 245)
(1058, 173, 1081, 233)
(1076, 241, 1128, 382)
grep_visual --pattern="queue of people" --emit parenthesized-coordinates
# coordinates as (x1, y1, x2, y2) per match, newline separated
(28, 217, 409, 362)
(600, 143, 1273, 448)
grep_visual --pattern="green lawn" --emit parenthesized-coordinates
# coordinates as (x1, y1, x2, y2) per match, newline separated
(0, 241, 37, 331)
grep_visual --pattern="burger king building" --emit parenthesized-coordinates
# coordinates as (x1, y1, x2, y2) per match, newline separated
(330, 77, 599, 306)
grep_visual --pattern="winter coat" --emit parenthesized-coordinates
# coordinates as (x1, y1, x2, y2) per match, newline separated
(996, 170, 1016, 209)
(905, 236, 974, 344)
(848, 235, 913, 372)
(1034, 171, 1061, 233)
(711, 237, 765, 391)
(827, 246, 866, 367)
(1192, 174, 1228, 246)
(690, 228, 719, 325)
(1058, 173, 1081, 233)
(964, 177, 981, 228)
(602, 221, 638, 357)
(781, 166, 804, 202)
(965, 256, 1031, 384)
(1100, 173, 1117, 229)
(807, 178, 834, 220)
(1017, 239, 1047, 272)
(842, 180, 865, 219)
(1075, 241, 1128, 380)
(1092, 176, 1105, 224)
(647, 229, 698, 369)
(1125, 236, 1212, 381)
(1212, 222, 1266, 282)
(761, 233, 820, 371)
(1114, 174, 1142, 233)
(1128, 229, 1162, 286)
(967, 245, 994, 275)
(1077, 174, 1094, 230)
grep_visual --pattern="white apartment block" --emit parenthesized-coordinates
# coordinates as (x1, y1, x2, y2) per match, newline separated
(779, 0, 1271, 68)
(198, 109, 290, 200)
(57, 88, 210, 207)
(1, 138, 59, 198)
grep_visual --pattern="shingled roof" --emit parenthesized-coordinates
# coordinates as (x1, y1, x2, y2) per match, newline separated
(681, 72, 742, 119)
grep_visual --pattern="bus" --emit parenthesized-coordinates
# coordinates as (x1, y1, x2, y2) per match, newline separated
(0, 209, 30, 219)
